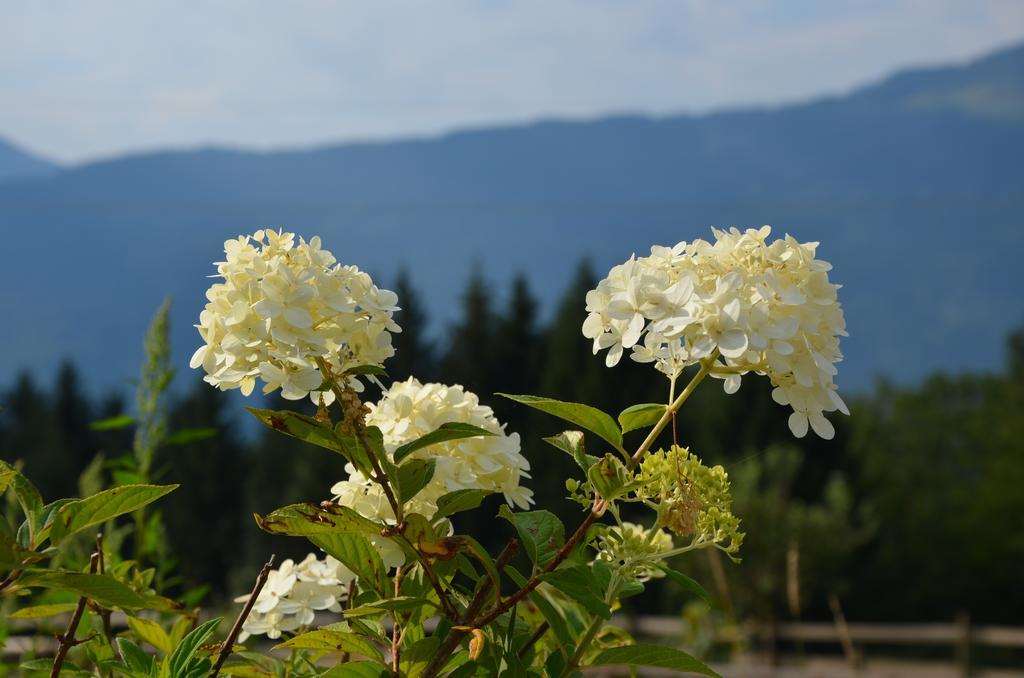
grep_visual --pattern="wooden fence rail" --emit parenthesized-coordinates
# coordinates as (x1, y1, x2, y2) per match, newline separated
(615, 614, 1024, 677)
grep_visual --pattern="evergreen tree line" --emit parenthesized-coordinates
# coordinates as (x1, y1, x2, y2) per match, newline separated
(2, 263, 1022, 627)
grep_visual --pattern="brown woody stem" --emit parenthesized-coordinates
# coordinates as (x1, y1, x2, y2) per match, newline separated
(470, 500, 603, 630)
(517, 621, 550, 659)
(93, 534, 114, 647)
(316, 357, 405, 525)
(421, 540, 520, 678)
(50, 552, 100, 678)
(394, 533, 460, 620)
(210, 554, 276, 678)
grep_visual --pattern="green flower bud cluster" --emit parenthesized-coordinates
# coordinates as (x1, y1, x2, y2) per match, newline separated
(595, 522, 674, 583)
(636, 446, 744, 557)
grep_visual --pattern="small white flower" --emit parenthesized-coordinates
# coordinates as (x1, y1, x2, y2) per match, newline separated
(234, 554, 351, 641)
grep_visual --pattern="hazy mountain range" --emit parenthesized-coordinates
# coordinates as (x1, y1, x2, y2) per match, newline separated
(1, 43, 1022, 398)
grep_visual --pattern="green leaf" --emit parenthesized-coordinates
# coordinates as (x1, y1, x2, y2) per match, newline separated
(620, 580, 645, 599)
(319, 660, 390, 677)
(216, 662, 272, 678)
(127, 615, 173, 654)
(0, 470, 16, 495)
(166, 617, 221, 678)
(343, 596, 434, 618)
(310, 533, 387, 595)
(458, 534, 502, 598)
(659, 566, 712, 605)
(393, 422, 496, 463)
(334, 425, 392, 479)
(433, 489, 493, 520)
(394, 458, 436, 504)
(498, 506, 564, 568)
(274, 628, 384, 661)
(118, 637, 157, 674)
(0, 460, 43, 544)
(538, 566, 610, 619)
(254, 503, 380, 537)
(617, 403, 667, 435)
(497, 394, 623, 453)
(50, 484, 179, 544)
(588, 644, 721, 677)
(89, 414, 135, 431)
(164, 427, 218, 445)
(506, 567, 572, 660)
(586, 454, 641, 502)
(33, 498, 76, 545)
(0, 531, 38, 570)
(400, 636, 441, 676)
(7, 602, 78, 619)
(23, 658, 86, 673)
(542, 430, 598, 472)
(246, 407, 343, 454)
(19, 571, 147, 609)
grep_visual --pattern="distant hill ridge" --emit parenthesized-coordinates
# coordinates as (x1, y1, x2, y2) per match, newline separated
(0, 138, 56, 183)
(1, 42, 1022, 395)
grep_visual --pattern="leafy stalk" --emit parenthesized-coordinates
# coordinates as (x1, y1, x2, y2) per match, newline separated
(132, 300, 174, 562)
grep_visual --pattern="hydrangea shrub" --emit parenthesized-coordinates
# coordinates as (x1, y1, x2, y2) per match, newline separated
(1, 226, 847, 677)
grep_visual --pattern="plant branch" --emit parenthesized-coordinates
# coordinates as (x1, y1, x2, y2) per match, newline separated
(316, 357, 404, 525)
(93, 534, 114, 648)
(210, 554, 276, 678)
(339, 579, 358, 663)
(421, 540, 520, 678)
(354, 425, 404, 524)
(50, 552, 100, 678)
(630, 354, 717, 466)
(0, 570, 22, 595)
(517, 621, 549, 659)
(391, 565, 404, 676)
(558, 615, 604, 678)
(393, 533, 460, 620)
(470, 499, 605, 631)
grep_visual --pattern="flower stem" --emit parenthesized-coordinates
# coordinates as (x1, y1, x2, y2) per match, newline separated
(558, 574, 621, 678)
(558, 615, 604, 678)
(630, 354, 717, 467)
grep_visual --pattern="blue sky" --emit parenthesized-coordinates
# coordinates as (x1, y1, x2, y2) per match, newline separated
(2, 1, 1023, 163)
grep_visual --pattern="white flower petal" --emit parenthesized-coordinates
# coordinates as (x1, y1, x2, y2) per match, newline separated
(788, 412, 809, 438)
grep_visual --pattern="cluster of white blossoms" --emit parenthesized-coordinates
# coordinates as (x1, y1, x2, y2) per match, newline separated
(235, 554, 354, 641)
(595, 522, 674, 582)
(583, 226, 848, 439)
(331, 378, 533, 560)
(190, 229, 400, 403)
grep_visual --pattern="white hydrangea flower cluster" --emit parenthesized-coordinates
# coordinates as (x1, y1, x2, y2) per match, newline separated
(235, 554, 355, 641)
(331, 378, 533, 554)
(595, 522, 674, 582)
(190, 229, 400, 403)
(582, 226, 848, 439)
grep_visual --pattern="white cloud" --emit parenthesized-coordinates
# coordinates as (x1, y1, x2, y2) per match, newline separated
(1, 0, 1022, 162)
